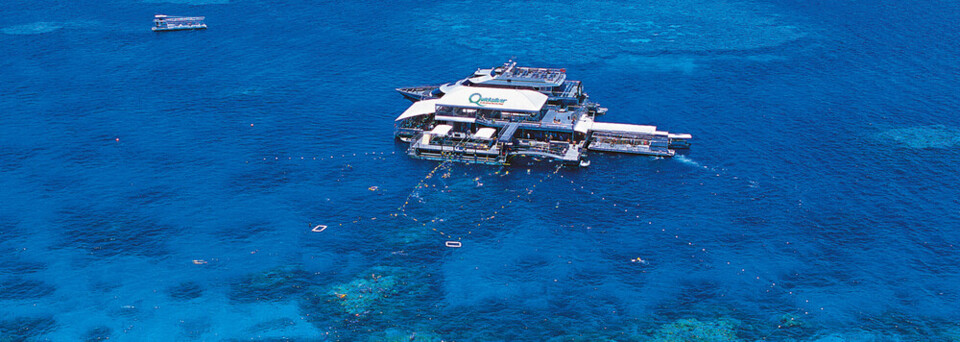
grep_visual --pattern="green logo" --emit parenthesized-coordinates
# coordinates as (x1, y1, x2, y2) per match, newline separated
(469, 93, 507, 107)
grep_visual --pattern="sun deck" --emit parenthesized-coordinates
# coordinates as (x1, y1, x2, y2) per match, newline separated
(482, 65, 567, 88)
(407, 125, 507, 165)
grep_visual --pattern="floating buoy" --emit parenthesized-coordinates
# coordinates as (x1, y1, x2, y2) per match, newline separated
(445, 241, 462, 248)
(312, 224, 328, 232)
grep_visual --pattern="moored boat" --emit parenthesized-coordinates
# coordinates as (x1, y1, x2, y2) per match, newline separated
(152, 15, 207, 31)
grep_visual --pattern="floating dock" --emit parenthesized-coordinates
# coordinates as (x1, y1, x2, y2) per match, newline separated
(394, 61, 691, 166)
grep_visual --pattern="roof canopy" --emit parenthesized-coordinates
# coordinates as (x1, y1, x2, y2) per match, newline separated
(573, 115, 594, 134)
(473, 127, 497, 140)
(429, 124, 453, 136)
(590, 122, 657, 135)
(435, 115, 476, 123)
(395, 99, 439, 121)
(437, 86, 547, 113)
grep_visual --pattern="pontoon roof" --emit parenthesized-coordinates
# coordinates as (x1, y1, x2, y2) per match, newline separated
(395, 99, 439, 121)
(473, 127, 497, 140)
(437, 86, 547, 112)
(573, 115, 594, 134)
(429, 124, 453, 136)
(590, 122, 658, 135)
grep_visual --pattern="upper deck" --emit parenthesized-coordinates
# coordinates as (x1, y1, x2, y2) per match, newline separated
(478, 61, 567, 88)
(398, 61, 583, 103)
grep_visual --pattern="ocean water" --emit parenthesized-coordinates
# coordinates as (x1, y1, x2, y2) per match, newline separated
(2, 0, 960, 340)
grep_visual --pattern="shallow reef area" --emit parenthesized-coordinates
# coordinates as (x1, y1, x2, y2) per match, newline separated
(327, 269, 400, 316)
(229, 265, 312, 303)
(649, 318, 742, 342)
(0, 316, 57, 341)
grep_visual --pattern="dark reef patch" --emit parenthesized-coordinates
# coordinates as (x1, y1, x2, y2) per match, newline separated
(0, 278, 56, 300)
(218, 220, 276, 244)
(0, 216, 19, 240)
(227, 162, 307, 194)
(0, 260, 47, 275)
(246, 317, 297, 333)
(0, 316, 57, 340)
(82, 325, 112, 342)
(167, 281, 204, 301)
(228, 265, 312, 303)
(54, 205, 178, 258)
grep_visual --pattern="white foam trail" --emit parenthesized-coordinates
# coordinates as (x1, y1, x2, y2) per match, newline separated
(2, 22, 63, 35)
(675, 155, 701, 168)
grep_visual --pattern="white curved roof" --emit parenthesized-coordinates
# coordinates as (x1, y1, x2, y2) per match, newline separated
(437, 86, 547, 112)
(430, 124, 453, 136)
(473, 127, 497, 140)
(395, 99, 439, 121)
(590, 122, 657, 135)
(435, 115, 476, 123)
(468, 74, 494, 83)
(573, 115, 594, 133)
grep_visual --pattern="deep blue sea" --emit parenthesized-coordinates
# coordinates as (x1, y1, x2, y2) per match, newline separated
(3, 0, 960, 340)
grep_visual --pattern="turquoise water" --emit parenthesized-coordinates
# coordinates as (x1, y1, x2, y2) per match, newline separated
(2, 0, 960, 340)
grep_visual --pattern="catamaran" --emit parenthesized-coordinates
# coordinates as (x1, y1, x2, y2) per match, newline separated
(394, 61, 692, 166)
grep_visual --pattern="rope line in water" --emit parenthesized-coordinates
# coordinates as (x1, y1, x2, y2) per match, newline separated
(254, 151, 825, 332)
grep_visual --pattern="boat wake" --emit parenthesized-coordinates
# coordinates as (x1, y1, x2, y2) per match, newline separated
(674, 155, 701, 168)
(876, 125, 960, 149)
(2, 22, 63, 35)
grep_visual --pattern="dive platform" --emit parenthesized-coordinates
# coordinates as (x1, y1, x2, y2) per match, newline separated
(394, 61, 692, 167)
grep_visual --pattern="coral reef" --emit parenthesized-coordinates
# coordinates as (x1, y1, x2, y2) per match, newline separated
(82, 325, 112, 342)
(0, 278, 56, 300)
(0, 260, 47, 275)
(0, 316, 57, 341)
(805, 331, 905, 342)
(366, 327, 442, 342)
(54, 207, 175, 258)
(298, 265, 443, 341)
(779, 313, 803, 329)
(941, 326, 960, 341)
(650, 318, 742, 342)
(229, 265, 311, 303)
(167, 281, 204, 301)
(246, 318, 297, 333)
(327, 269, 400, 316)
